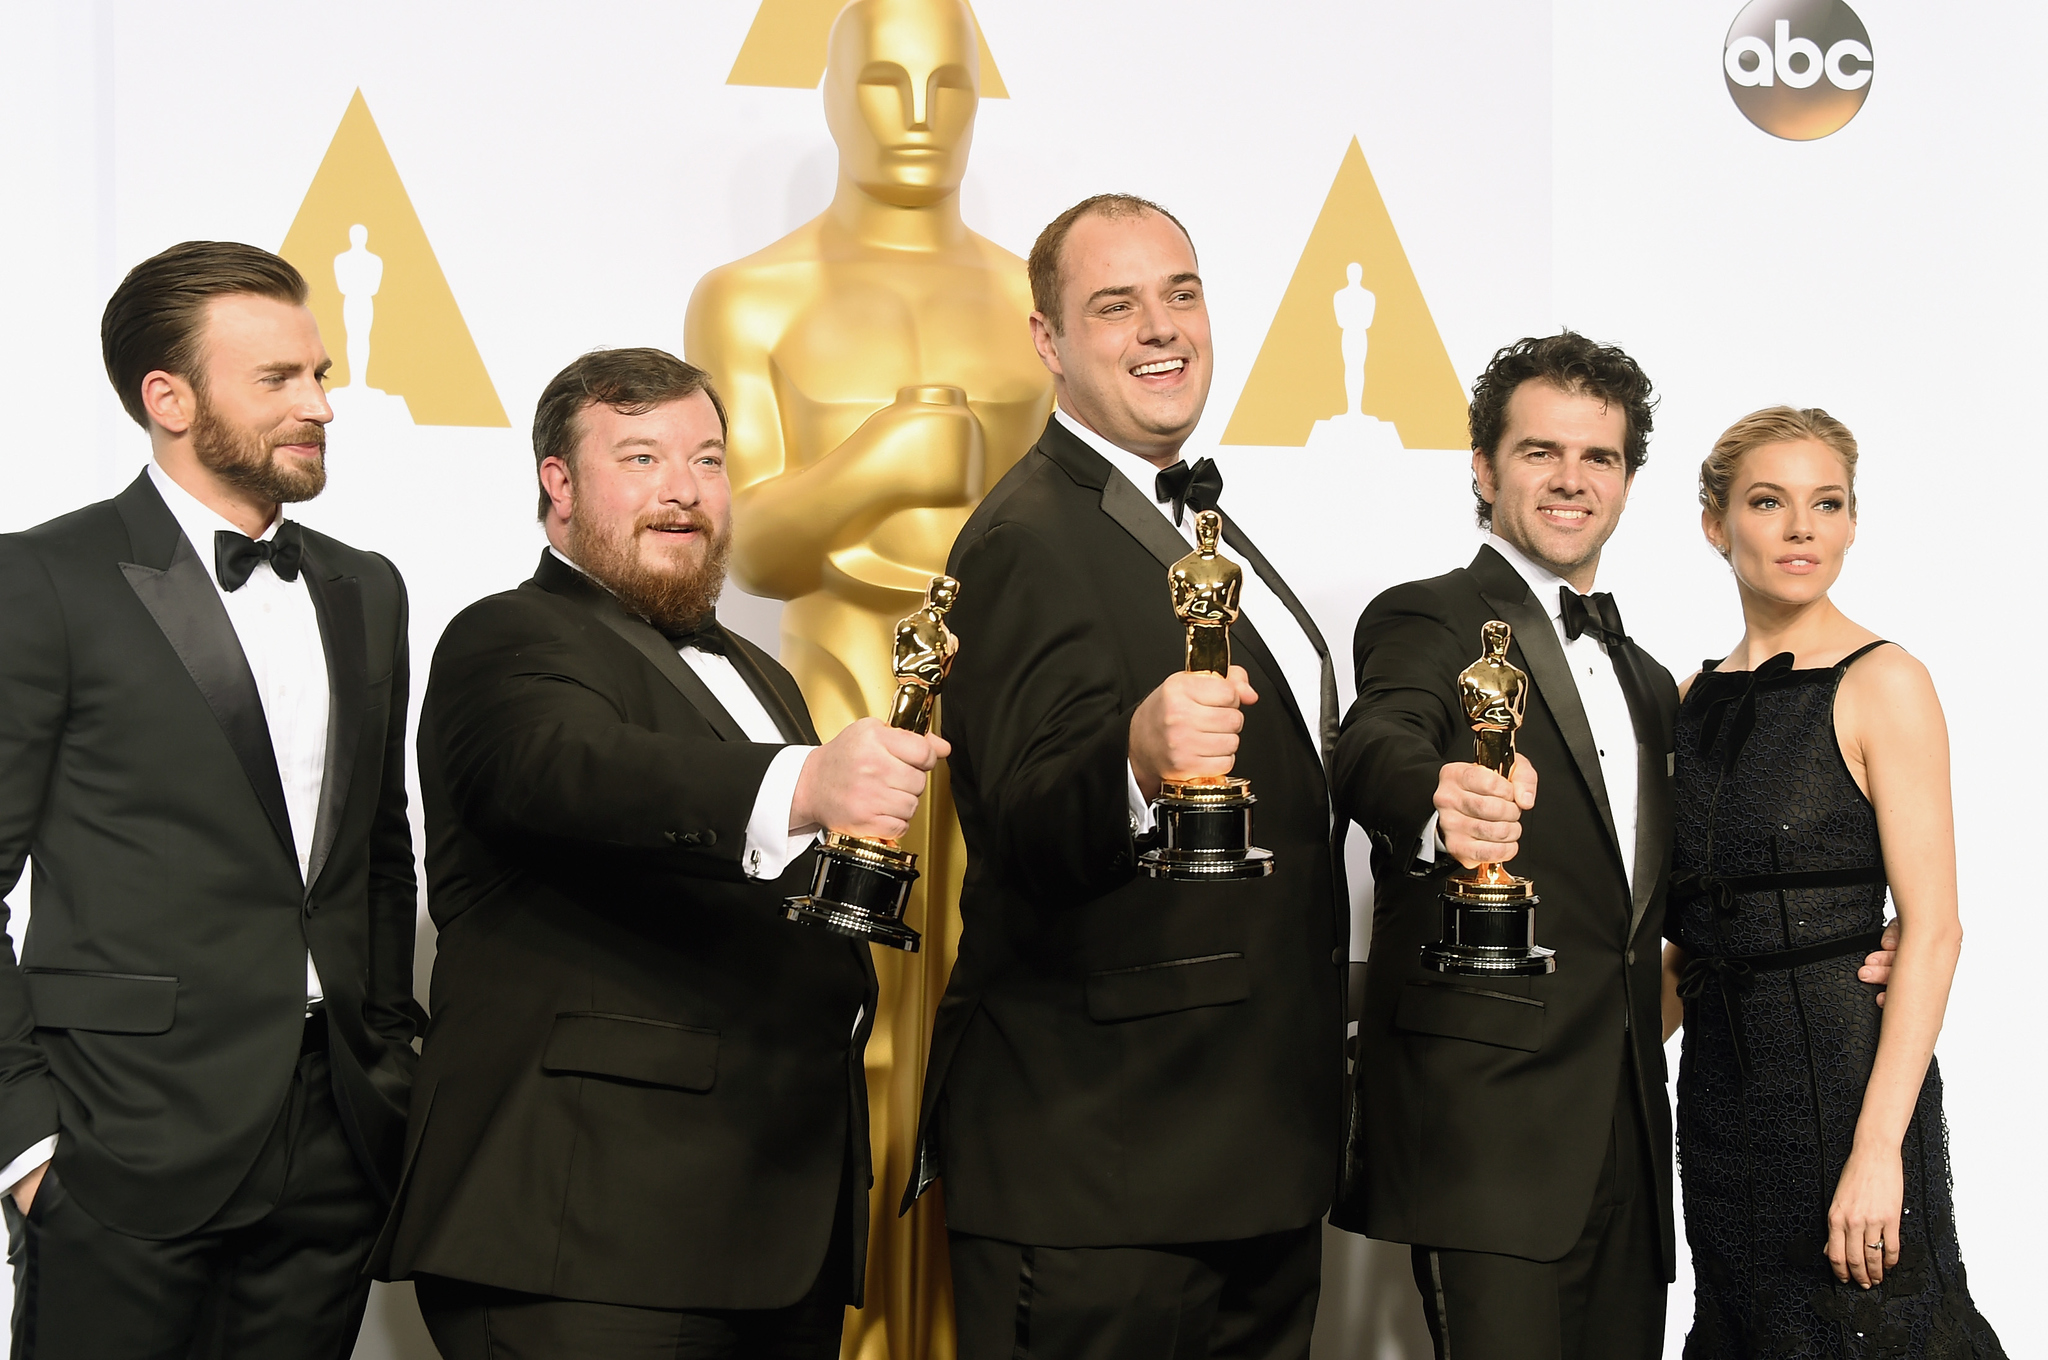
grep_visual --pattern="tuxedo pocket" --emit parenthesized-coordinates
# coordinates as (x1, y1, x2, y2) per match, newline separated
(23, 969, 177, 1034)
(541, 1012, 718, 1091)
(1395, 980, 1544, 1052)
(1087, 952, 1249, 1023)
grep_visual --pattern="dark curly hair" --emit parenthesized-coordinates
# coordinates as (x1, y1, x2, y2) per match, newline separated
(1467, 332, 1656, 527)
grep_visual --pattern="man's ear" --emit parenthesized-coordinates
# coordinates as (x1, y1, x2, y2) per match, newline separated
(140, 370, 197, 436)
(1028, 312, 1065, 379)
(1470, 448, 1496, 505)
(538, 455, 575, 524)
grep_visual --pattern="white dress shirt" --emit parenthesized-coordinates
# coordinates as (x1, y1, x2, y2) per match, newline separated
(545, 548, 816, 879)
(1418, 533, 1638, 893)
(3, 465, 338, 1196)
(1050, 409, 1331, 834)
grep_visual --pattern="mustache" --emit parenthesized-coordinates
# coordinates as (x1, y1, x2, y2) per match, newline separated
(272, 423, 327, 451)
(640, 510, 716, 534)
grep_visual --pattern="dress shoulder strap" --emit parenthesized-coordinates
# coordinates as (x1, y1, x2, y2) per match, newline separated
(1836, 640, 1892, 671)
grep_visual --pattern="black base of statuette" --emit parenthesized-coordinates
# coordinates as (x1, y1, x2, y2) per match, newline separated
(1137, 776, 1276, 882)
(1422, 871, 1556, 976)
(784, 832, 922, 953)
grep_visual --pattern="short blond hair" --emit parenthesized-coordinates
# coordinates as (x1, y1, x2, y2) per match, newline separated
(1700, 406, 1859, 518)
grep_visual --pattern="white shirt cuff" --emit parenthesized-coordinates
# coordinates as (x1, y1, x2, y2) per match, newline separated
(1126, 761, 1156, 836)
(1, 1136, 56, 1197)
(744, 745, 821, 881)
(1415, 811, 1441, 866)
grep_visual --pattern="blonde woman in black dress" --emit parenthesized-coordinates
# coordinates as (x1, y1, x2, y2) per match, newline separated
(1661, 407, 2002, 1356)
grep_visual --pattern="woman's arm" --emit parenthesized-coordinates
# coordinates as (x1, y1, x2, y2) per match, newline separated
(1661, 943, 1688, 1042)
(1825, 645, 1963, 1289)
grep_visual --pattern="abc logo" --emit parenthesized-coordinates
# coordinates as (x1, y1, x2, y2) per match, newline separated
(1724, 0, 1874, 141)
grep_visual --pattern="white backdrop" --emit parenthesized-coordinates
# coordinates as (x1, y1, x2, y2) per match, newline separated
(0, 3, 2036, 1357)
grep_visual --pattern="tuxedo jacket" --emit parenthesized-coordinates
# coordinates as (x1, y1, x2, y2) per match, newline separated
(1331, 545, 1676, 1274)
(905, 417, 1347, 1248)
(0, 471, 419, 1239)
(374, 552, 875, 1312)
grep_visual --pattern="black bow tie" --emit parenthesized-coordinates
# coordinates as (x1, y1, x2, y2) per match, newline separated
(1154, 457, 1223, 527)
(661, 616, 727, 657)
(1559, 586, 1627, 651)
(214, 523, 303, 592)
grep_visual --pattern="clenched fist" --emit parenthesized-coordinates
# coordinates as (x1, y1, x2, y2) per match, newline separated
(793, 718, 949, 841)
(1433, 755, 1538, 868)
(1128, 666, 1259, 801)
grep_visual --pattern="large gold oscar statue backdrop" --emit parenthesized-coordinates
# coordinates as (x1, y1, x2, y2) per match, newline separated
(685, 2, 1051, 1355)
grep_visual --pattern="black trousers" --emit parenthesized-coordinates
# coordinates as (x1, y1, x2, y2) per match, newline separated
(414, 1190, 853, 1360)
(1408, 1063, 1666, 1360)
(949, 1222, 1322, 1360)
(5, 1016, 384, 1360)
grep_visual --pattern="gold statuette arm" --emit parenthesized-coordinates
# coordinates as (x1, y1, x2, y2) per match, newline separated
(725, 386, 986, 601)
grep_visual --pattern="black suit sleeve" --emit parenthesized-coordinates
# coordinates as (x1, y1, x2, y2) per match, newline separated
(429, 597, 785, 882)
(366, 556, 424, 1045)
(0, 539, 68, 1163)
(947, 520, 1138, 902)
(1334, 580, 1468, 867)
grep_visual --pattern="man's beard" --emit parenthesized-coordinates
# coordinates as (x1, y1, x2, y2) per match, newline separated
(568, 507, 732, 633)
(190, 390, 328, 504)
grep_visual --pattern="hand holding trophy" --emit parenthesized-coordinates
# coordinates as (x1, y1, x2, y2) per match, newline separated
(1138, 510, 1276, 881)
(1422, 620, 1556, 975)
(784, 575, 961, 952)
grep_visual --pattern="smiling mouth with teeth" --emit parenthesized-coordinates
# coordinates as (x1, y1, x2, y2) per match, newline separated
(1132, 359, 1185, 377)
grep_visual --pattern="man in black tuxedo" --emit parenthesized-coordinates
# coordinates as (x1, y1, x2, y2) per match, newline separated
(1330, 333, 1893, 1359)
(907, 195, 1345, 1359)
(377, 348, 945, 1358)
(0, 241, 420, 1355)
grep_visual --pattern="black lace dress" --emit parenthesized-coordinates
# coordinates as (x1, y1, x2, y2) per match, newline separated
(1669, 644, 2003, 1359)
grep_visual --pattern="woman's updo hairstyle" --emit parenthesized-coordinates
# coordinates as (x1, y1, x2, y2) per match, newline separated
(1700, 406, 1860, 519)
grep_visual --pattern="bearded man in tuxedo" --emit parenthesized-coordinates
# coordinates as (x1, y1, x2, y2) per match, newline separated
(376, 348, 945, 1359)
(906, 195, 1347, 1359)
(0, 241, 420, 1356)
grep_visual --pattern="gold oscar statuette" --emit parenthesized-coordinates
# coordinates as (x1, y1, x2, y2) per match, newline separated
(785, 575, 961, 954)
(1138, 510, 1276, 881)
(687, 0, 1052, 1347)
(1422, 620, 1557, 975)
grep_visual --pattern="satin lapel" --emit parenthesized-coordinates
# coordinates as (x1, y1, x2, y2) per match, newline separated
(1470, 549, 1621, 859)
(301, 555, 366, 896)
(593, 608, 748, 741)
(117, 519, 295, 860)
(1098, 471, 1189, 571)
(1221, 513, 1336, 769)
(722, 628, 814, 744)
(1616, 639, 1673, 936)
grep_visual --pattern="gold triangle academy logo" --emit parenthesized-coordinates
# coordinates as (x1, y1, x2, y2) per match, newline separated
(278, 90, 508, 428)
(1222, 137, 1466, 452)
(727, 0, 1009, 95)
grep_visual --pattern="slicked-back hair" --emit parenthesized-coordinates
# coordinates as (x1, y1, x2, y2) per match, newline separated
(1701, 405, 1859, 520)
(1467, 331, 1657, 527)
(100, 241, 310, 430)
(1027, 193, 1195, 333)
(532, 348, 730, 520)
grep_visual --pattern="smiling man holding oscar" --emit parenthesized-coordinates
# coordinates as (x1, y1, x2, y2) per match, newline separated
(906, 195, 1345, 1359)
